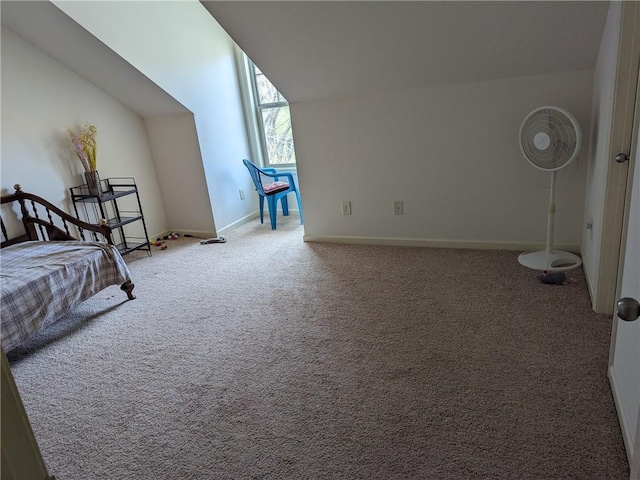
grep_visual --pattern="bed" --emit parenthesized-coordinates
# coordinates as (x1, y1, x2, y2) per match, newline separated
(1, 184, 135, 352)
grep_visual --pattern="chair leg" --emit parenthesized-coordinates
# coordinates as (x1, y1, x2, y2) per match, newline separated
(267, 196, 278, 229)
(281, 194, 289, 216)
(259, 196, 265, 224)
(295, 191, 304, 224)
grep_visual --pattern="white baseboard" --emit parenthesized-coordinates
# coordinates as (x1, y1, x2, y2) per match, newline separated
(150, 231, 170, 241)
(216, 212, 260, 236)
(579, 244, 615, 314)
(219, 210, 301, 231)
(608, 365, 634, 463)
(580, 244, 599, 312)
(162, 214, 261, 240)
(153, 229, 216, 240)
(303, 235, 581, 253)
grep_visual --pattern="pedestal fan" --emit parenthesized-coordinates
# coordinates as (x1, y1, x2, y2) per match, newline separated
(518, 106, 582, 272)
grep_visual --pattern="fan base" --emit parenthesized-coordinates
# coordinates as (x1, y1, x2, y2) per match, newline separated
(518, 250, 582, 272)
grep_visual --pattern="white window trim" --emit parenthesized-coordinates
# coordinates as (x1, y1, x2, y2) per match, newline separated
(233, 46, 297, 171)
(234, 45, 265, 167)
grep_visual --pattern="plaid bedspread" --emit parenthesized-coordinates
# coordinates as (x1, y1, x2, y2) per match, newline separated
(0, 241, 132, 352)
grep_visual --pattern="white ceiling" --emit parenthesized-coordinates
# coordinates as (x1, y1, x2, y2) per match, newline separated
(202, 1, 610, 103)
(1, 1, 610, 114)
(1, 1, 189, 117)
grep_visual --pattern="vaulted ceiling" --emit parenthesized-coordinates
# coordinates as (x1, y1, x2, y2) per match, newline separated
(1, 1, 609, 113)
(1, 0, 188, 117)
(202, 1, 609, 102)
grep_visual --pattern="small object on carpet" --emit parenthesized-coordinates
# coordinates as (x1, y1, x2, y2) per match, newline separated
(200, 236, 226, 244)
(537, 271, 567, 285)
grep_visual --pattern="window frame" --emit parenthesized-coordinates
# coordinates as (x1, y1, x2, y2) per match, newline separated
(234, 47, 296, 169)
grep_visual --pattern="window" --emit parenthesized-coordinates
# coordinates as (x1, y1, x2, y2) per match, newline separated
(252, 65, 296, 166)
(236, 49, 296, 167)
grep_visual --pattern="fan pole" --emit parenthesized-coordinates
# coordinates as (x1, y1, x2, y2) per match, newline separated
(519, 169, 580, 272)
(546, 170, 556, 254)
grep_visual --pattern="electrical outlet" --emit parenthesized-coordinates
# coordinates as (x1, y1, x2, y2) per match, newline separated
(394, 201, 403, 215)
(239, 188, 245, 200)
(342, 201, 351, 215)
(586, 216, 594, 242)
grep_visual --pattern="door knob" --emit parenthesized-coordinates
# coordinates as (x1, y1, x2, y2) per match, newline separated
(615, 152, 629, 163)
(617, 297, 640, 321)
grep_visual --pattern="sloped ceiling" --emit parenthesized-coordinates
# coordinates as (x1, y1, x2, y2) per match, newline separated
(1, 1, 610, 113)
(1, 0, 189, 117)
(202, 1, 609, 103)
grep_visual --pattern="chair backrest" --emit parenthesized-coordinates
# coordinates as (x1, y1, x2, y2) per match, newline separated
(243, 159, 267, 196)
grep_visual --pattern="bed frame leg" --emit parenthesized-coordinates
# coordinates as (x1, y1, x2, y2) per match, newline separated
(120, 280, 136, 300)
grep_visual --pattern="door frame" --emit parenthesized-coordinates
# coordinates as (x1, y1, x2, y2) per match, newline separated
(608, 105, 640, 477)
(1, 349, 53, 480)
(590, 1, 640, 315)
(608, 65, 640, 478)
(607, 5, 640, 476)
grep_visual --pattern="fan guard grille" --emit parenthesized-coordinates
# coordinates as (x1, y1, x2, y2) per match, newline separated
(519, 107, 581, 171)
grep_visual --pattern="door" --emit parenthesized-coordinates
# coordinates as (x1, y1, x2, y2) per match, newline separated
(1, 350, 53, 480)
(609, 71, 640, 480)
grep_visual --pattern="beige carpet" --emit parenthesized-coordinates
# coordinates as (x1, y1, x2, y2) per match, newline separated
(8, 215, 628, 479)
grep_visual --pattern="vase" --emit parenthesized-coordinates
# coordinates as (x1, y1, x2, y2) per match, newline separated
(84, 170, 103, 196)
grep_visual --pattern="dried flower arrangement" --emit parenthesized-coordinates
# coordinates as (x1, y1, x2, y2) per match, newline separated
(68, 124, 98, 172)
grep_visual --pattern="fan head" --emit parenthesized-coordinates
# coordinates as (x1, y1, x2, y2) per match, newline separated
(519, 106, 582, 171)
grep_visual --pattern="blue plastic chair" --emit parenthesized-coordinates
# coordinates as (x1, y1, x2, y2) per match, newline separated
(243, 159, 304, 230)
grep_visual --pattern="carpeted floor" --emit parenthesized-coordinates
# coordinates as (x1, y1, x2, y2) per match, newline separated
(8, 215, 629, 479)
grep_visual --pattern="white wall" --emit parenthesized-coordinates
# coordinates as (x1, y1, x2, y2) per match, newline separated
(0, 27, 167, 237)
(53, 0, 255, 233)
(144, 114, 216, 236)
(295, 70, 593, 247)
